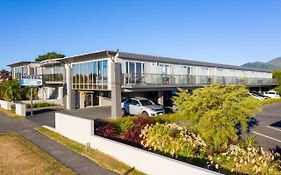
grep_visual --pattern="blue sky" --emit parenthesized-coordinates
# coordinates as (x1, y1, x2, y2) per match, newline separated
(1, 0, 281, 69)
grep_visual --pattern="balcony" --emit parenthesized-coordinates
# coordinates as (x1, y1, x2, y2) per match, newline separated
(122, 73, 276, 88)
(42, 74, 63, 84)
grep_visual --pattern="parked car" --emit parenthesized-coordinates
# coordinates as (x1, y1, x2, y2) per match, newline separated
(121, 97, 165, 117)
(251, 91, 269, 99)
(249, 93, 264, 100)
(263, 90, 280, 99)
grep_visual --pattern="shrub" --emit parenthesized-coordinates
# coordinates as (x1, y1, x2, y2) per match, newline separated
(113, 116, 135, 134)
(140, 123, 207, 159)
(154, 113, 185, 123)
(95, 123, 118, 138)
(245, 136, 256, 148)
(119, 116, 156, 145)
(11, 104, 15, 110)
(209, 146, 281, 174)
(260, 98, 281, 105)
(133, 115, 155, 126)
(173, 84, 261, 150)
(26, 102, 57, 109)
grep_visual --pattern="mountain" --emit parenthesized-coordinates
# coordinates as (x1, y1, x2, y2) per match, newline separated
(242, 57, 281, 70)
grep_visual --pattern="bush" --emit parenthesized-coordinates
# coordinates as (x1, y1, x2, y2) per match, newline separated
(26, 102, 57, 109)
(154, 113, 185, 123)
(140, 123, 207, 159)
(113, 116, 135, 134)
(173, 84, 261, 150)
(260, 98, 281, 105)
(119, 116, 156, 145)
(95, 123, 118, 138)
(209, 146, 281, 174)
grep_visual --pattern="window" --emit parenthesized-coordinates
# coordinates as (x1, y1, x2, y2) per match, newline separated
(72, 59, 108, 90)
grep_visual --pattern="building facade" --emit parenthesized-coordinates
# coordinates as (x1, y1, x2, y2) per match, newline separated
(8, 50, 276, 117)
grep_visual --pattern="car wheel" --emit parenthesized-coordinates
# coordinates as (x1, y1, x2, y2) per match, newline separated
(142, 111, 149, 116)
(121, 108, 127, 117)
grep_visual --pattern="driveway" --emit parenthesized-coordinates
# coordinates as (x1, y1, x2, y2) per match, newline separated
(26, 106, 111, 128)
(248, 103, 281, 152)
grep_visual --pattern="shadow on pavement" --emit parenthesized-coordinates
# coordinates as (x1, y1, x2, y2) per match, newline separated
(26, 108, 56, 116)
(270, 120, 281, 129)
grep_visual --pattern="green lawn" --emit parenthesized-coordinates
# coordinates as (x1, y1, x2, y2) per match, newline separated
(36, 127, 146, 175)
(0, 132, 75, 175)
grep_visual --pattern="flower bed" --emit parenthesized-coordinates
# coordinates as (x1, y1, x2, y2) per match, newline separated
(95, 116, 281, 174)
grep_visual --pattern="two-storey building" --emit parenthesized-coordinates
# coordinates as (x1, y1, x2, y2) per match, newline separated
(8, 50, 276, 117)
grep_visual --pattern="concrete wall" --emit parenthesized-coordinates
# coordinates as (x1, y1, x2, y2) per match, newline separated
(54, 112, 220, 175)
(15, 103, 26, 116)
(0, 100, 12, 110)
(55, 113, 94, 145)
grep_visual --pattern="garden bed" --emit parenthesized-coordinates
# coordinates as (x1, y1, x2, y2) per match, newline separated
(94, 115, 281, 175)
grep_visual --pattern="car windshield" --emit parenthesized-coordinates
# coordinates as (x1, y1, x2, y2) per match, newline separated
(139, 99, 154, 106)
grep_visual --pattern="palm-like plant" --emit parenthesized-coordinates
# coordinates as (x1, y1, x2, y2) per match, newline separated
(0, 80, 23, 101)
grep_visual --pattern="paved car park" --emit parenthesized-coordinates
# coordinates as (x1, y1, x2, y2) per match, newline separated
(248, 103, 281, 152)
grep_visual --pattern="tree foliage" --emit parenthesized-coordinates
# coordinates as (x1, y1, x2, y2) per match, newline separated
(0, 80, 24, 101)
(0, 80, 38, 101)
(35, 52, 65, 62)
(273, 70, 281, 94)
(173, 84, 261, 150)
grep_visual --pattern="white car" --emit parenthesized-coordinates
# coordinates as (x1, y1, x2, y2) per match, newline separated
(263, 90, 280, 99)
(249, 93, 264, 100)
(121, 97, 165, 117)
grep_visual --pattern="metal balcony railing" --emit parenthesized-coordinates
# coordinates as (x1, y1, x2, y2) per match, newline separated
(122, 73, 276, 86)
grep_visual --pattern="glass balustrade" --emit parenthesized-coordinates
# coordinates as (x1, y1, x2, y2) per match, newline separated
(122, 73, 276, 86)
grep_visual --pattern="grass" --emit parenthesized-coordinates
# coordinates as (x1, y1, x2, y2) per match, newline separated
(0, 132, 75, 175)
(0, 107, 24, 119)
(36, 127, 146, 175)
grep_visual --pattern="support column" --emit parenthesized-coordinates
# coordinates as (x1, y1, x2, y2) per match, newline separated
(79, 92, 85, 108)
(58, 87, 64, 105)
(111, 62, 122, 119)
(157, 91, 164, 106)
(65, 64, 75, 110)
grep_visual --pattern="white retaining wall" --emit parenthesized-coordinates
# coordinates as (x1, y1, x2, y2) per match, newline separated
(55, 113, 94, 145)
(0, 100, 12, 110)
(15, 103, 26, 116)
(54, 112, 220, 175)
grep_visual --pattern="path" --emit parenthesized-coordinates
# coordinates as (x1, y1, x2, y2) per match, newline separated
(0, 112, 117, 175)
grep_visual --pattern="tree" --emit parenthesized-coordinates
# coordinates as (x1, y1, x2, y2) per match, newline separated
(35, 52, 65, 62)
(0, 80, 25, 101)
(272, 70, 281, 94)
(173, 84, 261, 150)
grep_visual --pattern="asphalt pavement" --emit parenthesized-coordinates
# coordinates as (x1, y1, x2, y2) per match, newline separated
(247, 103, 281, 152)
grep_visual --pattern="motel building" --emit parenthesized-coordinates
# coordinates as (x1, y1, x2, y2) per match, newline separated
(8, 50, 276, 118)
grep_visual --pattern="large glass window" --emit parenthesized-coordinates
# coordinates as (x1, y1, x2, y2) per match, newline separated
(72, 59, 108, 90)
(103, 60, 108, 89)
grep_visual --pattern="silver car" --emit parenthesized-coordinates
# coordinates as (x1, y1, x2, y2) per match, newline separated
(121, 97, 165, 117)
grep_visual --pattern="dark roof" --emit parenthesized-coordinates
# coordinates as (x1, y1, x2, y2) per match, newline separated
(117, 51, 272, 73)
(58, 50, 272, 73)
(14, 50, 271, 73)
(7, 61, 34, 68)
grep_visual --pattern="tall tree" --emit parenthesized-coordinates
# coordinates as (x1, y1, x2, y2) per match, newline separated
(35, 52, 65, 62)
